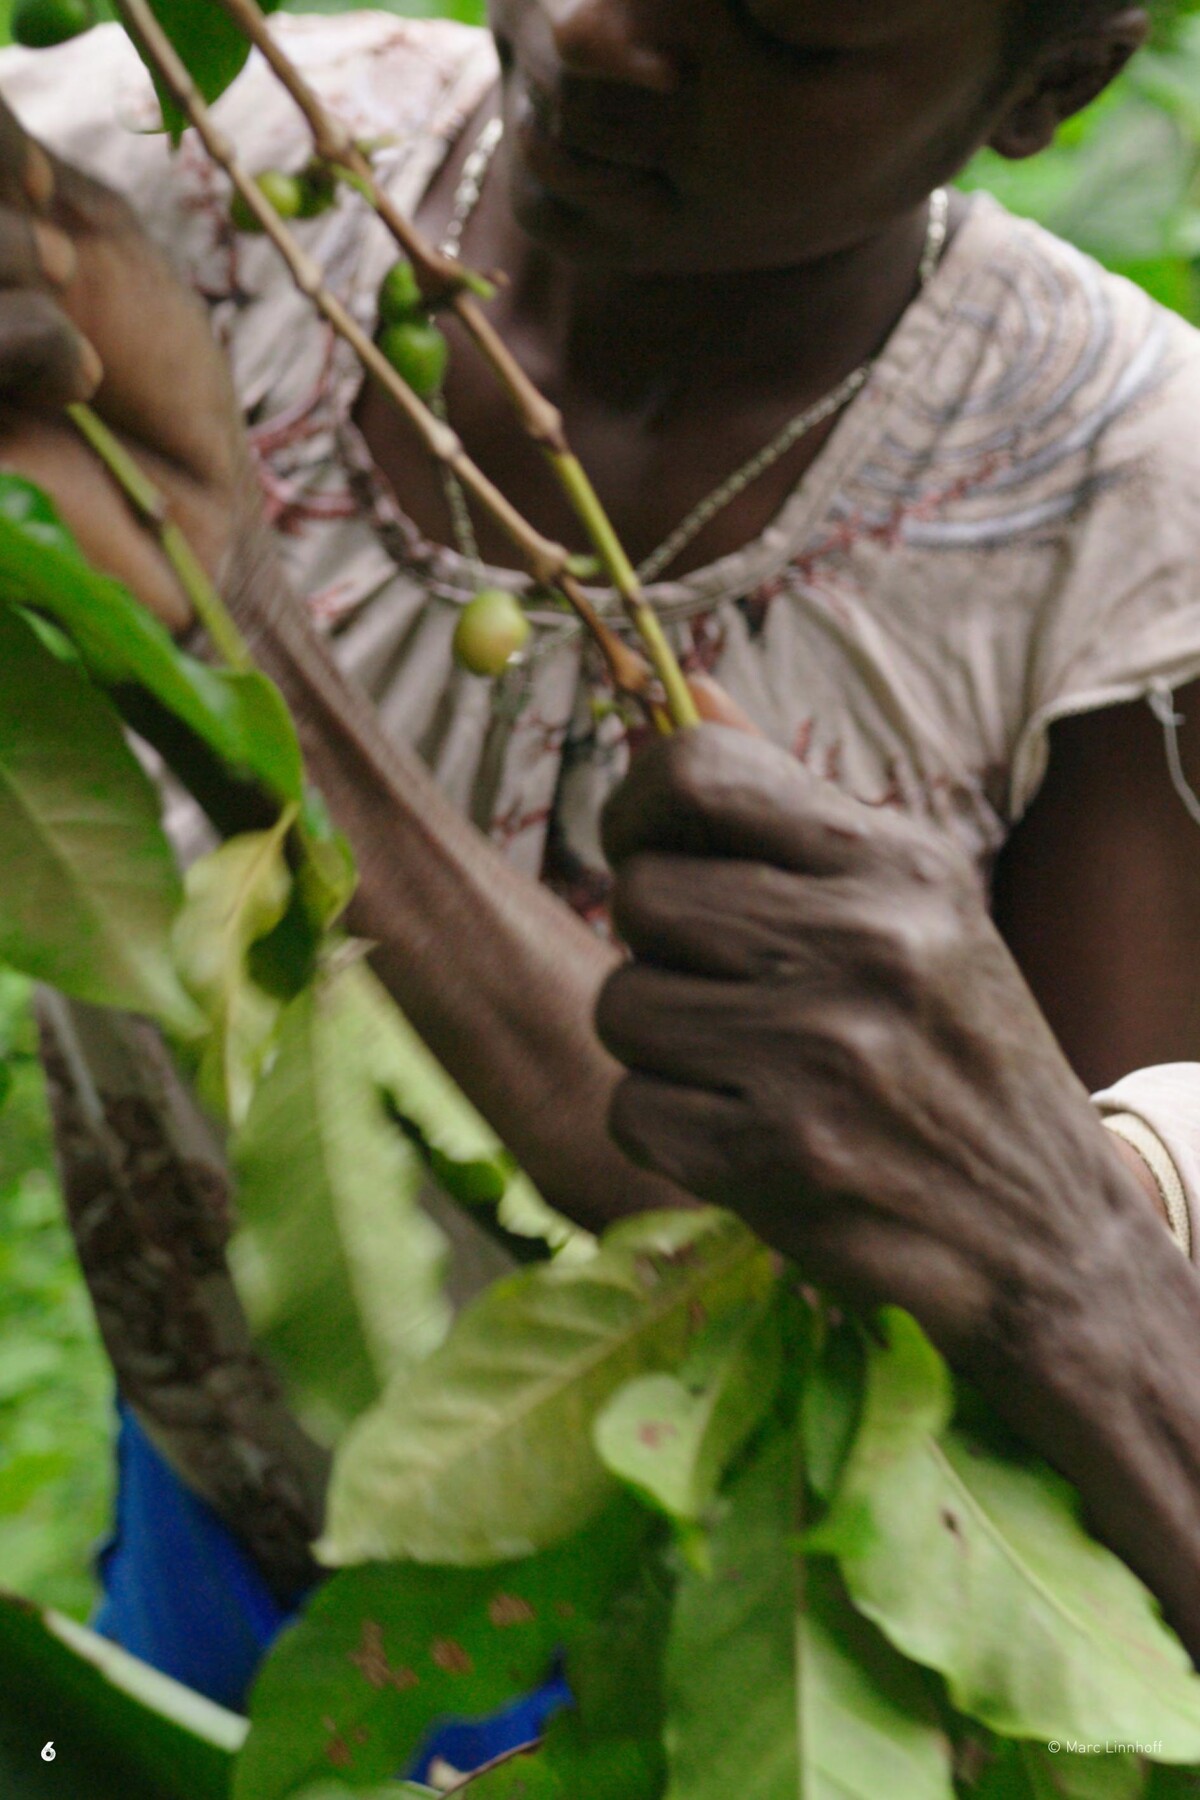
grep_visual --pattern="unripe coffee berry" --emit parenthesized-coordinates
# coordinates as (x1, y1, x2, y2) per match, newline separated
(453, 589, 532, 679)
(296, 164, 337, 219)
(230, 171, 306, 234)
(12, 0, 92, 45)
(378, 259, 425, 326)
(378, 320, 448, 401)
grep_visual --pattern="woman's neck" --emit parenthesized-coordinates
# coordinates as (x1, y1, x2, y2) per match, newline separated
(380, 103, 964, 575)
(469, 135, 952, 423)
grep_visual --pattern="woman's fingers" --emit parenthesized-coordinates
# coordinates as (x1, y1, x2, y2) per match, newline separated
(608, 1069, 754, 1199)
(0, 202, 76, 292)
(0, 289, 99, 406)
(603, 726, 878, 875)
(686, 672, 763, 735)
(610, 850, 854, 979)
(0, 99, 100, 406)
(0, 95, 49, 210)
(598, 962, 758, 1088)
(0, 193, 97, 406)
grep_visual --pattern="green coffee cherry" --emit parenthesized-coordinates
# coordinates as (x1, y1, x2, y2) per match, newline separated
(378, 259, 426, 326)
(230, 171, 306, 234)
(453, 589, 532, 679)
(296, 163, 337, 219)
(11, 0, 92, 46)
(378, 320, 448, 401)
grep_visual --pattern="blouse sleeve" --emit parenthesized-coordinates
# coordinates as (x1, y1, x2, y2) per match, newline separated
(1009, 298, 1200, 821)
(1094, 1064, 1200, 1261)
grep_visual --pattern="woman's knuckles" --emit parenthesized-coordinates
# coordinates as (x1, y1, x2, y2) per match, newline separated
(0, 290, 97, 402)
(30, 219, 75, 287)
(0, 210, 71, 293)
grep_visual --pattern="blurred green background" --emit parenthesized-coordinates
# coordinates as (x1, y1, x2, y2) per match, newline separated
(0, 0, 1195, 1623)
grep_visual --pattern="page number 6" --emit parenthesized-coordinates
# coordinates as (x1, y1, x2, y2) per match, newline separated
(40, 1742, 55, 1761)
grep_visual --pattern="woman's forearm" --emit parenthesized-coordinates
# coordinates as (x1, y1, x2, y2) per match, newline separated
(976, 1176, 1200, 1665)
(224, 520, 685, 1233)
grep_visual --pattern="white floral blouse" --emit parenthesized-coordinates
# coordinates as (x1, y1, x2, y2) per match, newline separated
(6, 13, 1200, 1242)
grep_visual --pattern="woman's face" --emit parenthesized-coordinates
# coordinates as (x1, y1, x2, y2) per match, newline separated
(487, 0, 1020, 273)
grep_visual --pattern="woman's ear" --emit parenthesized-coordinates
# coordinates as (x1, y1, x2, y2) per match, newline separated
(989, 7, 1148, 160)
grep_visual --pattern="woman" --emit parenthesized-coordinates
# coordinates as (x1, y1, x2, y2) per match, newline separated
(0, 0, 1199, 1734)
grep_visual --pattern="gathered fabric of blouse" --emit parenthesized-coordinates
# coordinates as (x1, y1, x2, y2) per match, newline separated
(6, 13, 1200, 1266)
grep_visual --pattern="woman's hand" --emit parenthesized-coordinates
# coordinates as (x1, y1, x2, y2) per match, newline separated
(595, 726, 1200, 1664)
(0, 95, 245, 627)
(596, 726, 1158, 1369)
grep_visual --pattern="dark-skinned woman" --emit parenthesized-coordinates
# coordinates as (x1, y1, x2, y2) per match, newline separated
(1, 0, 1199, 1755)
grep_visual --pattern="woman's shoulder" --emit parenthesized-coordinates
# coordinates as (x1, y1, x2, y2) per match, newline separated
(935, 192, 1200, 467)
(865, 190, 1200, 553)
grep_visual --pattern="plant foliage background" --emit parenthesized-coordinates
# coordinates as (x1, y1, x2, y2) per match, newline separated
(0, 0, 1194, 1656)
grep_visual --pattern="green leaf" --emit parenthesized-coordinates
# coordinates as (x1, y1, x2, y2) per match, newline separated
(662, 1429, 955, 1800)
(593, 1295, 783, 1522)
(446, 1561, 672, 1797)
(801, 1317, 866, 1505)
(494, 1171, 596, 1263)
(173, 811, 295, 1125)
(233, 1503, 647, 1800)
(542, 1555, 670, 1799)
(0, 475, 303, 805)
(319, 1210, 775, 1567)
(248, 788, 357, 1004)
(371, 984, 521, 1194)
(244, 815, 349, 1015)
(230, 960, 452, 1445)
(975, 1740, 1149, 1800)
(1106, 256, 1199, 315)
(0, 1588, 241, 1799)
(0, 605, 200, 1033)
(293, 787, 357, 931)
(454, 1742, 659, 1796)
(1020, 1743, 1147, 1799)
(1146, 1765, 1200, 1798)
(136, 0, 285, 139)
(287, 1788, 432, 1799)
(451, 1756, 556, 1796)
(357, 956, 595, 1261)
(810, 1310, 1200, 1757)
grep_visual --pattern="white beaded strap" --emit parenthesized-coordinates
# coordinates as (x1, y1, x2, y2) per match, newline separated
(635, 363, 873, 584)
(1104, 1112, 1193, 1257)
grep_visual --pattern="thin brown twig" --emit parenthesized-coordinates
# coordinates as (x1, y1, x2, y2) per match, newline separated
(210, 0, 698, 728)
(442, 1738, 543, 1792)
(213, 0, 567, 446)
(113, 0, 651, 708)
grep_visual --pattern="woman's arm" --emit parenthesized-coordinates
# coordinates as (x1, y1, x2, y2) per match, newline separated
(225, 516, 687, 1235)
(594, 726, 1200, 1662)
(993, 680, 1200, 1092)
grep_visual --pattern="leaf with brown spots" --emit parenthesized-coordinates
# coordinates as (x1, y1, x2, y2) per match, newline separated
(431, 1639, 474, 1677)
(809, 1310, 1200, 1755)
(593, 1296, 783, 1523)
(232, 1502, 648, 1800)
(489, 1594, 537, 1629)
(321, 1210, 773, 1566)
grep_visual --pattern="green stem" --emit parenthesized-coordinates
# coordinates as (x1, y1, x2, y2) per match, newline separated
(67, 403, 252, 671)
(634, 602, 701, 732)
(552, 451, 700, 730)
